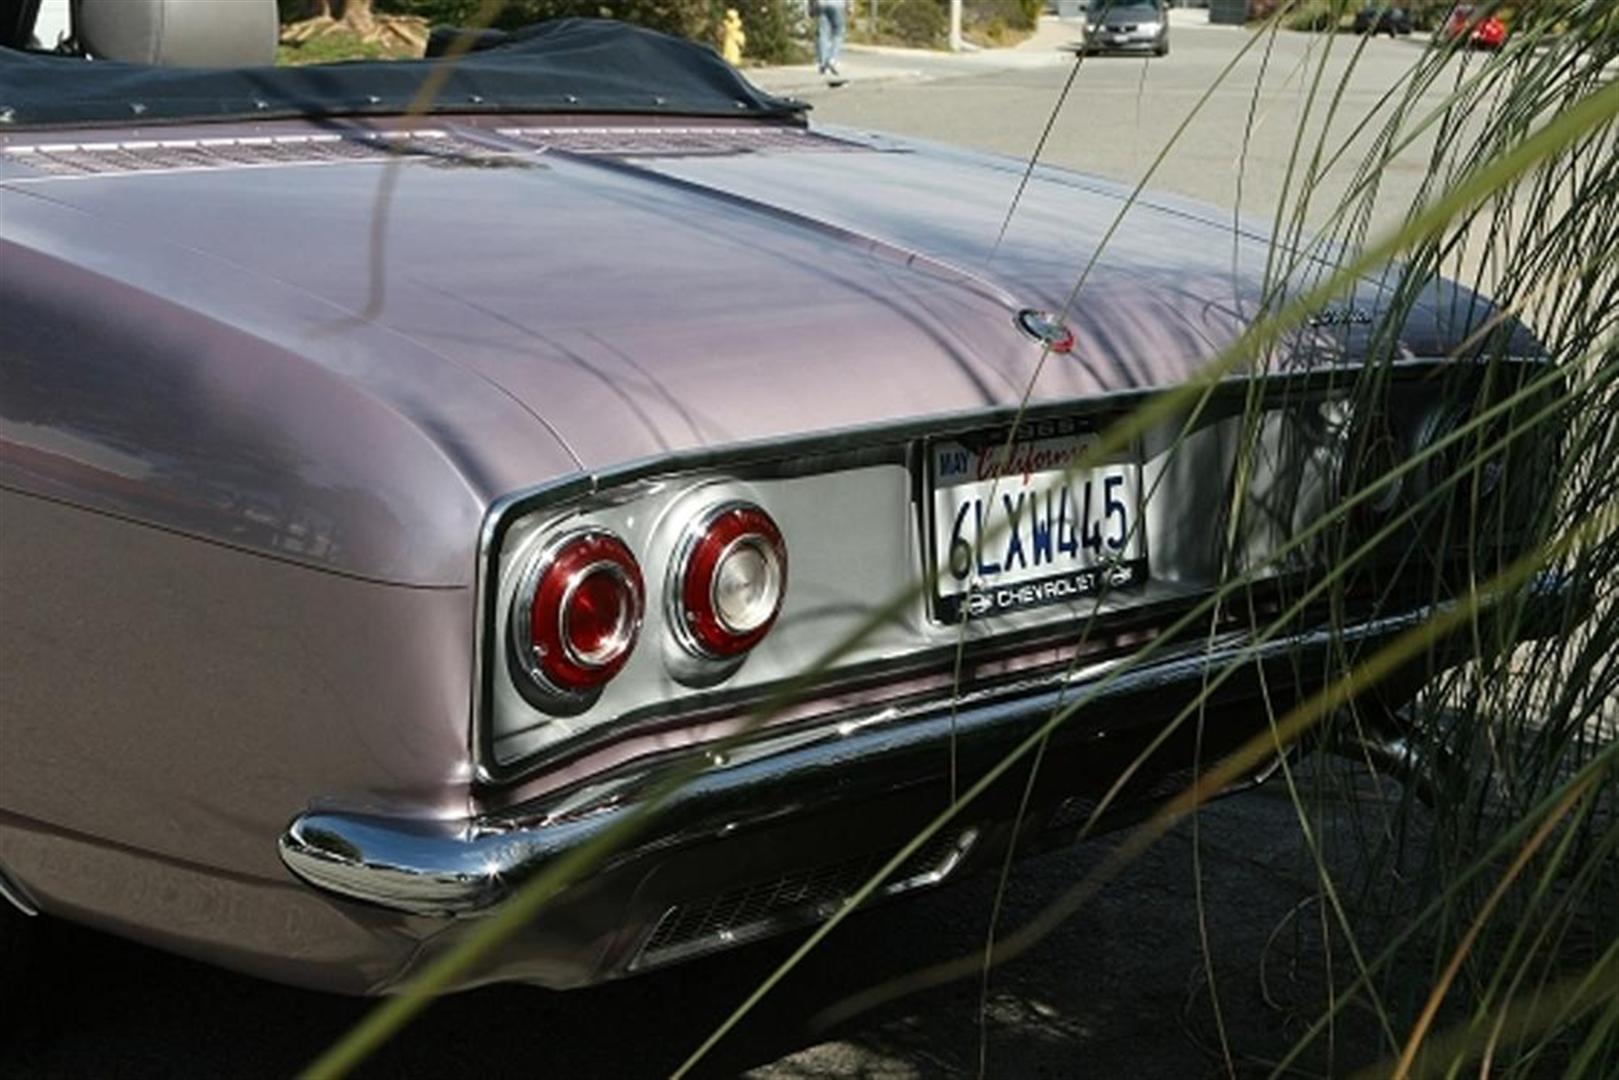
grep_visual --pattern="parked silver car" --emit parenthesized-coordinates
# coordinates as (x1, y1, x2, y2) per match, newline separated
(0, 0, 1565, 999)
(1083, 0, 1171, 55)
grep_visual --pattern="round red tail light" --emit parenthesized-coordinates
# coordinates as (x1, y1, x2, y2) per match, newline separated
(514, 529, 644, 696)
(671, 502, 787, 659)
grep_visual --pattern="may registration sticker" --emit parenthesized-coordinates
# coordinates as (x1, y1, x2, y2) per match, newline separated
(926, 420, 1148, 622)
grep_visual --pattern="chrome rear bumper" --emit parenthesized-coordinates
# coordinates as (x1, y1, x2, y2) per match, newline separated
(279, 575, 1574, 985)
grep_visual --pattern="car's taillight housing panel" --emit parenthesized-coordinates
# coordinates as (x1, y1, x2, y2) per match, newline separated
(481, 363, 1554, 779)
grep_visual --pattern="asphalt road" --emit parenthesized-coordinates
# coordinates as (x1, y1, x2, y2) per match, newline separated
(756, 14, 1478, 257)
(6, 763, 1417, 1079)
(5, 21, 1459, 1080)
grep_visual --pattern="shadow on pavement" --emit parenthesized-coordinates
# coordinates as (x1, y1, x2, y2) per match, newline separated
(3, 770, 1412, 1079)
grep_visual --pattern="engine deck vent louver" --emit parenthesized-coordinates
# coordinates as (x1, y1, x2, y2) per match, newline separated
(497, 125, 873, 157)
(1, 130, 521, 178)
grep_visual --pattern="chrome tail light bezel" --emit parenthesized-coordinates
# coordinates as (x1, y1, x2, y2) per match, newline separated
(510, 527, 645, 706)
(667, 500, 788, 661)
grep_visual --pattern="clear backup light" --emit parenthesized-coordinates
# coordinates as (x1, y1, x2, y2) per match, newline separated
(1324, 400, 1406, 530)
(512, 528, 644, 699)
(670, 502, 787, 659)
(1418, 404, 1506, 505)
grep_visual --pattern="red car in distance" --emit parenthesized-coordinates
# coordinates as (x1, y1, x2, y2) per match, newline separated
(1441, 4, 1509, 49)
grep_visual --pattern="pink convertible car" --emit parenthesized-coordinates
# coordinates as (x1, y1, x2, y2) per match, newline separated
(0, 0, 1566, 997)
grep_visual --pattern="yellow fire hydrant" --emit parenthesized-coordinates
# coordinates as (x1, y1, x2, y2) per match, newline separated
(721, 8, 746, 66)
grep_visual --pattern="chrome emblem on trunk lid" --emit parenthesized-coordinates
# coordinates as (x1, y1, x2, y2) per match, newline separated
(1015, 309, 1076, 354)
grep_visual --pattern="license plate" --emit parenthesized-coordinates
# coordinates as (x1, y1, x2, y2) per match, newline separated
(926, 420, 1148, 622)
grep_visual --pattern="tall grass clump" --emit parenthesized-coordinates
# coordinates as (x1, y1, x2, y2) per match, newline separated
(304, 2, 1618, 1077)
(1236, 3, 1619, 1074)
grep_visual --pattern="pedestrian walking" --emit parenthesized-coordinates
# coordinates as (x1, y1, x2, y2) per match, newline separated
(814, 0, 848, 83)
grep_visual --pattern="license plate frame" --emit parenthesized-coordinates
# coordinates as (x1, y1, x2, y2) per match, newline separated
(923, 417, 1149, 623)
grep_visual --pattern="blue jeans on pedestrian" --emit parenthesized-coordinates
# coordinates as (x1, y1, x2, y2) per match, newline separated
(817, 1, 847, 73)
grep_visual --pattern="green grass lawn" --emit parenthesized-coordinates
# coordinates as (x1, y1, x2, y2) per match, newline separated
(276, 29, 418, 66)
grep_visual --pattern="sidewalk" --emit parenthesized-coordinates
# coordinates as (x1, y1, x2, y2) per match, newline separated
(746, 9, 1225, 97)
(746, 13, 1086, 97)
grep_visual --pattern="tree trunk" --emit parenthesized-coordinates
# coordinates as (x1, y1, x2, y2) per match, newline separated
(337, 0, 376, 33)
(283, 0, 426, 54)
